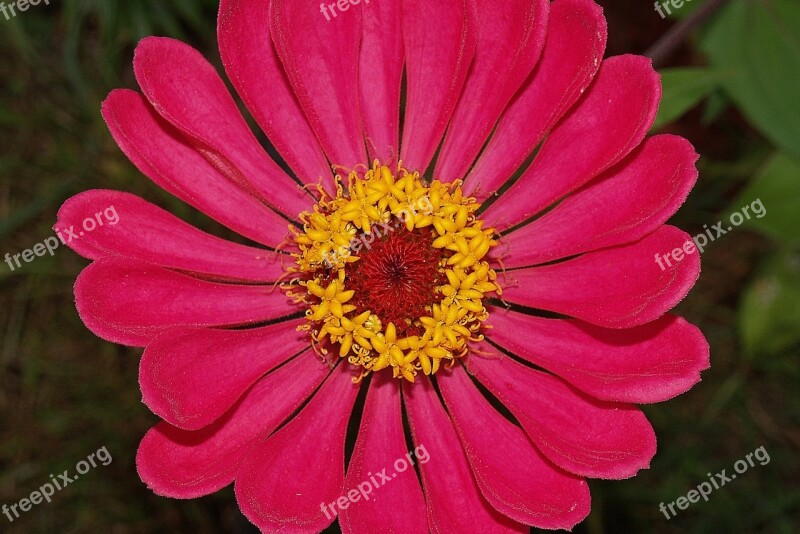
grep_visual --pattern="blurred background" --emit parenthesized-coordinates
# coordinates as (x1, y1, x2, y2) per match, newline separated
(0, 0, 798, 532)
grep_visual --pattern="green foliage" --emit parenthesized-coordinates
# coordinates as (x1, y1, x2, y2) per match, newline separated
(701, 0, 800, 161)
(653, 67, 724, 130)
(61, 0, 219, 111)
(732, 152, 800, 243)
(739, 250, 800, 357)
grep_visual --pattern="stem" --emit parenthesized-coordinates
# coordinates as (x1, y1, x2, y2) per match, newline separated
(646, 0, 731, 68)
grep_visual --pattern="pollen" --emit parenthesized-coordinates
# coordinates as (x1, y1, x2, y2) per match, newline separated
(285, 161, 500, 382)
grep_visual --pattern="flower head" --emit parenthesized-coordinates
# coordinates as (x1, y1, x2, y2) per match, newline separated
(58, 0, 709, 531)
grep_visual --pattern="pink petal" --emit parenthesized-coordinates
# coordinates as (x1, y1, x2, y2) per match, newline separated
(400, 0, 477, 174)
(139, 318, 307, 430)
(359, 0, 404, 163)
(339, 377, 427, 533)
(218, 0, 334, 190)
(75, 258, 297, 347)
(487, 308, 710, 403)
(498, 225, 700, 329)
(404, 379, 527, 533)
(482, 55, 661, 231)
(137, 352, 329, 499)
(235, 364, 360, 533)
(467, 348, 657, 479)
(57, 190, 289, 282)
(133, 37, 313, 218)
(102, 89, 290, 248)
(270, 0, 367, 169)
(498, 135, 699, 266)
(435, 0, 549, 182)
(438, 366, 591, 529)
(465, 0, 607, 200)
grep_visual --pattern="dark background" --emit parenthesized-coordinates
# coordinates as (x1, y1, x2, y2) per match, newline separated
(1, 0, 798, 532)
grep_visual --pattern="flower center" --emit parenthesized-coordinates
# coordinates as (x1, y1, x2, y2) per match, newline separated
(286, 162, 500, 382)
(346, 227, 444, 338)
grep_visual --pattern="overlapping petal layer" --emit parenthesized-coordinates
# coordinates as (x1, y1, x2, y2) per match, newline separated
(133, 37, 313, 218)
(101, 89, 290, 248)
(497, 226, 700, 329)
(468, 345, 657, 479)
(270, 0, 367, 169)
(400, 0, 477, 173)
(137, 352, 329, 498)
(139, 319, 308, 430)
(439, 366, 591, 529)
(358, 0, 404, 163)
(218, 0, 334, 188)
(486, 309, 710, 403)
(404, 379, 527, 533)
(496, 135, 699, 267)
(339, 378, 427, 533)
(465, 0, 607, 200)
(75, 258, 297, 347)
(57, 190, 288, 282)
(434, 0, 549, 182)
(235, 365, 359, 533)
(481, 55, 661, 231)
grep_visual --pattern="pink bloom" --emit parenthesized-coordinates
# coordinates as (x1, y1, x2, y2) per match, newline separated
(58, 0, 709, 531)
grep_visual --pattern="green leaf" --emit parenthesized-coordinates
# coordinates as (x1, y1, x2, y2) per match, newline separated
(653, 68, 723, 130)
(739, 250, 800, 357)
(732, 152, 800, 243)
(701, 0, 800, 161)
(701, 89, 729, 124)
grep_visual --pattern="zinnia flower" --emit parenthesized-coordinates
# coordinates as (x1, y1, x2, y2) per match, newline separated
(58, 0, 710, 531)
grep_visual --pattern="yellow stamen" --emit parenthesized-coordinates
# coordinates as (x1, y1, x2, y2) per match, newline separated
(285, 161, 500, 382)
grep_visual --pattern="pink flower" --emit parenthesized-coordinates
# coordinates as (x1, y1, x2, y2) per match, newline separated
(58, 0, 709, 531)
